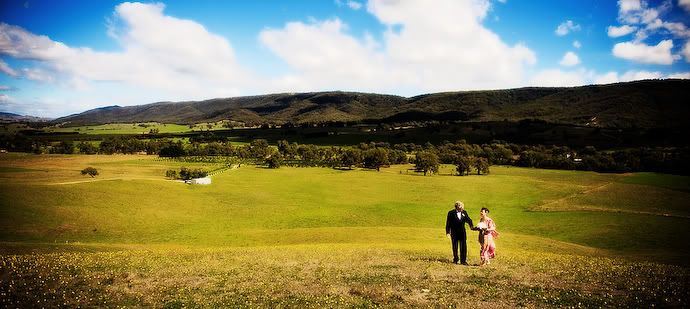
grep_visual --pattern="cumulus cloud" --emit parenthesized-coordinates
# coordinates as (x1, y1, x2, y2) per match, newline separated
(594, 70, 664, 84)
(681, 0, 690, 14)
(659, 21, 690, 38)
(683, 41, 690, 62)
(555, 20, 581, 36)
(667, 71, 690, 78)
(612, 40, 674, 64)
(530, 69, 591, 87)
(610, 0, 689, 39)
(559, 51, 580, 66)
(0, 94, 21, 112)
(0, 59, 18, 77)
(617, 0, 662, 24)
(573, 40, 581, 49)
(0, 3, 250, 103)
(619, 0, 642, 13)
(607, 25, 638, 37)
(531, 68, 687, 87)
(260, 0, 536, 93)
(347, 1, 362, 10)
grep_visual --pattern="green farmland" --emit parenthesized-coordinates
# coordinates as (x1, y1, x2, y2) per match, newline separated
(1, 153, 689, 307)
(47, 122, 228, 135)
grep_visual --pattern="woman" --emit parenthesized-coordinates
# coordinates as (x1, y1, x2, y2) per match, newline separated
(475, 207, 498, 266)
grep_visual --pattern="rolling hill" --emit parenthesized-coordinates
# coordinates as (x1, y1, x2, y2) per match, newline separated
(54, 79, 690, 128)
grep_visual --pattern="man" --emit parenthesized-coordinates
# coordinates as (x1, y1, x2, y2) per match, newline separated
(445, 200, 474, 265)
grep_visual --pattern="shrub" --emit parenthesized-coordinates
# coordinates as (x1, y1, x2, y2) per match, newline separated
(80, 167, 98, 177)
(165, 169, 178, 179)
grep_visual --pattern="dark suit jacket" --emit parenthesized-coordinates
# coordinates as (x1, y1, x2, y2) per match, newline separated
(445, 209, 474, 239)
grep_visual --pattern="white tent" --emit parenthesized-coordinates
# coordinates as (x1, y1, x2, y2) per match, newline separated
(189, 177, 211, 185)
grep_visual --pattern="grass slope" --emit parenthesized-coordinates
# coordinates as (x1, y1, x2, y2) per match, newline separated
(1, 154, 689, 307)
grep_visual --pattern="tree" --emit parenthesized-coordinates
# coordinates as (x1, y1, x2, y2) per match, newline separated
(77, 141, 98, 154)
(297, 144, 319, 166)
(179, 167, 207, 180)
(159, 143, 186, 157)
(363, 148, 390, 171)
(51, 141, 74, 154)
(265, 152, 283, 169)
(414, 151, 439, 176)
(277, 140, 299, 160)
(388, 149, 409, 164)
(340, 148, 362, 169)
(249, 139, 270, 160)
(474, 157, 490, 175)
(454, 155, 472, 176)
(81, 167, 98, 178)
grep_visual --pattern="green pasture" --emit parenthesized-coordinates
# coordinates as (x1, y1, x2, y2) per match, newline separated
(1, 153, 689, 307)
(44, 122, 230, 135)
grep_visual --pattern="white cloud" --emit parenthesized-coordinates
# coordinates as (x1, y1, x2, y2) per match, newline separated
(667, 72, 690, 79)
(347, 1, 362, 10)
(573, 40, 581, 49)
(559, 51, 580, 66)
(555, 20, 581, 36)
(681, 0, 690, 14)
(0, 85, 16, 91)
(617, 0, 661, 24)
(530, 69, 591, 87)
(594, 70, 664, 84)
(612, 40, 674, 64)
(593, 71, 621, 84)
(0, 3, 251, 105)
(683, 41, 690, 62)
(0, 94, 21, 113)
(660, 21, 690, 38)
(607, 25, 638, 37)
(619, 0, 642, 13)
(21, 67, 54, 82)
(0, 59, 18, 77)
(531, 67, 687, 87)
(260, 0, 536, 93)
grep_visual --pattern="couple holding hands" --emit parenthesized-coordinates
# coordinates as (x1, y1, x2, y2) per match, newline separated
(445, 200, 498, 266)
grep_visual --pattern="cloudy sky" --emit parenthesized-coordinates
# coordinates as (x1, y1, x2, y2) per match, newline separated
(1, 0, 690, 118)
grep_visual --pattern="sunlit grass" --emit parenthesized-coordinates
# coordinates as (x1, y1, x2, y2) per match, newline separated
(1, 154, 689, 307)
(44, 122, 231, 135)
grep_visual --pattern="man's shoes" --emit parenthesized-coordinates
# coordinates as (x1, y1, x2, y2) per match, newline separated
(461, 262, 469, 266)
(453, 260, 459, 264)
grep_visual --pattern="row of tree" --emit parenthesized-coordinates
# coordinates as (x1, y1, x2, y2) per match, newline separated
(165, 167, 208, 180)
(2, 133, 689, 174)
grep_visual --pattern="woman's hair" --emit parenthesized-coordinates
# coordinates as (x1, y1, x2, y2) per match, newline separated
(481, 207, 490, 213)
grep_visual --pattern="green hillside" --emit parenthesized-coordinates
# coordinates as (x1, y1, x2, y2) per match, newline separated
(54, 79, 690, 129)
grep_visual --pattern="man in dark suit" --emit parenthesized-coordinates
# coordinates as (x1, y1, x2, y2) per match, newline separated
(445, 200, 474, 265)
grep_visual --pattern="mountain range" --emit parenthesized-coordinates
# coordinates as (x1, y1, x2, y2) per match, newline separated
(0, 112, 51, 123)
(54, 79, 690, 129)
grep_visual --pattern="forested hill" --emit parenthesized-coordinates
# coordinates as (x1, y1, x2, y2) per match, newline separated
(55, 79, 690, 128)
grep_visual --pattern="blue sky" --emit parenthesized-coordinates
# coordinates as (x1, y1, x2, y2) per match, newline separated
(1, 0, 689, 117)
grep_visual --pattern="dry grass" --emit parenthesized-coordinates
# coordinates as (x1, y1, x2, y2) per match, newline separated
(1, 241, 688, 308)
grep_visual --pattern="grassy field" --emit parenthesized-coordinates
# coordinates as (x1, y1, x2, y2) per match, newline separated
(0, 122, 234, 135)
(45, 122, 233, 135)
(1, 153, 689, 307)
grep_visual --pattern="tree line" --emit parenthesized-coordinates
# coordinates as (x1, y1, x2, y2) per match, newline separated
(2, 134, 689, 175)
